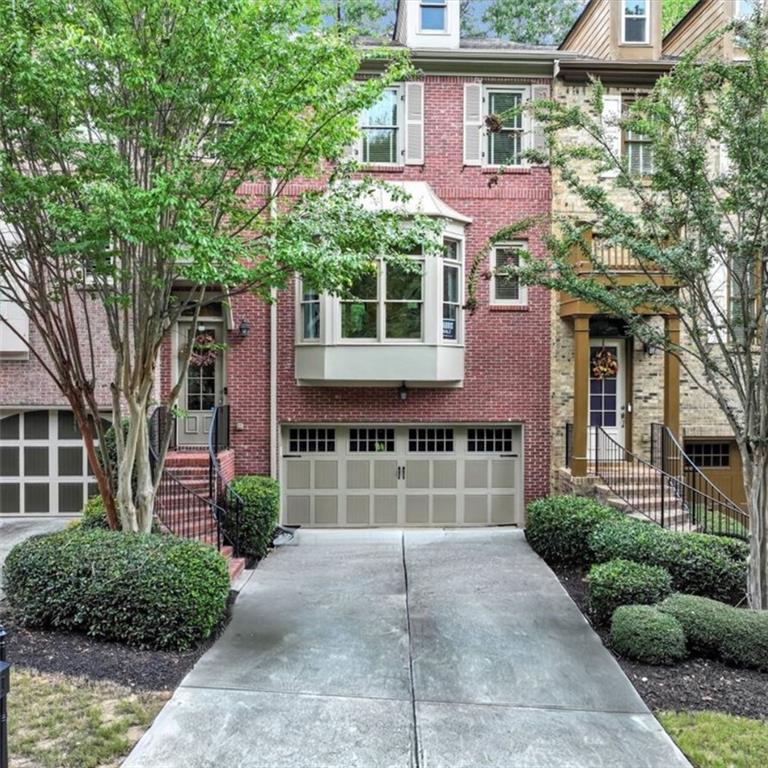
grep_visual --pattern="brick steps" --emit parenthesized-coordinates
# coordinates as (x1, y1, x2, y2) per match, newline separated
(157, 450, 245, 585)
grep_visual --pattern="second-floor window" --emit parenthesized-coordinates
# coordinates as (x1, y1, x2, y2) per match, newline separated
(361, 87, 401, 165)
(442, 239, 462, 341)
(301, 287, 320, 340)
(487, 90, 524, 166)
(623, 1, 649, 43)
(420, 1, 447, 31)
(491, 243, 527, 306)
(623, 124, 653, 175)
(341, 257, 424, 341)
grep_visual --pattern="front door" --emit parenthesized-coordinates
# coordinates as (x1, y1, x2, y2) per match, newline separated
(588, 340, 626, 458)
(178, 321, 223, 447)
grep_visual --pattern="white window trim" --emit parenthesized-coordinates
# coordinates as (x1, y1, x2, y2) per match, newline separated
(357, 85, 404, 167)
(490, 242, 528, 307)
(482, 86, 531, 169)
(419, 0, 447, 33)
(294, 232, 466, 347)
(621, 1, 650, 45)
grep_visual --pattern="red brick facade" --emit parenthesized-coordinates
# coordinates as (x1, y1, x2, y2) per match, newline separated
(225, 74, 553, 505)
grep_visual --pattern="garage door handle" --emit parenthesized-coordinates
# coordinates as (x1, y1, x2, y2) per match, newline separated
(283, 454, 302, 458)
(501, 454, 518, 458)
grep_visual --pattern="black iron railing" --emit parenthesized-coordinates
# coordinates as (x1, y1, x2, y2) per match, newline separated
(208, 405, 243, 558)
(0, 626, 8, 768)
(149, 406, 224, 550)
(650, 423, 749, 539)
(593, 425, 749, 539)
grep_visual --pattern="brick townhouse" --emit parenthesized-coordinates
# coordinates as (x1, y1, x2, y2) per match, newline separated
(0, 0, 749, 524)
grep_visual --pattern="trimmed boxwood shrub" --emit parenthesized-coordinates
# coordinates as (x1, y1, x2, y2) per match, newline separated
(79, 494, 160, 533)
(720, 610, 768, 672)
(525, 496, 619, 567)
(659, 593, 768, 672)
(658, 593, 734, 657)
(3, 529, 230, 651)
(589, 518, 747, 604)
(586, 558, 672, 625)
(610, 605, 688, 665)
(226, 475, 280, 561)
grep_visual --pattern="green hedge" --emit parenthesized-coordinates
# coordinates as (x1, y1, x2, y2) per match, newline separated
(610, 605, 688, 665)
(3, 529, 230, 651)
(226, 476, 280, 561)
(525, 496, 619, 567)
(589, 518, 747, 604)
(659, 593, 768, 672)
(658, 593, 734, 657)
(79, 495, 160, 533)
(586, 558, 672, 625)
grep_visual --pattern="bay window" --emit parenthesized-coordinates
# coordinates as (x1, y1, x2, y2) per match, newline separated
(623, 1, 649, 44)
(300, 287, 321, 340)
(442, 239, 461, 341)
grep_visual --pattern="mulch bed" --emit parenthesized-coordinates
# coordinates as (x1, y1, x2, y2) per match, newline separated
(555, 566, 768, 720)
(0, 595, 234, 692)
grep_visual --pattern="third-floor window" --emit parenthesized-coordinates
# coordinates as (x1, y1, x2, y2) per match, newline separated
(360, 87, 401, 165)
(486, 90, 524, 166)
(623, 1, 649, 44)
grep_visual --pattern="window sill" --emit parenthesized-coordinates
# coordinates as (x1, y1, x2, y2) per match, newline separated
(489, 304, 529, 312)
(481, 166, 532, 175)
(358, 164, 407, 173)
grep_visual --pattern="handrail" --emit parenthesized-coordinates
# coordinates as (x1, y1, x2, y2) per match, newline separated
(650, 423, 748, 538)
(594, 425, 749, 539)
(148, 406, 224, 550)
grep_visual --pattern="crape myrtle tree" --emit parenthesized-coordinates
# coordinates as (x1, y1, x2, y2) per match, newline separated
(514, 12, 768, 607)
(0, 0, 440, 532)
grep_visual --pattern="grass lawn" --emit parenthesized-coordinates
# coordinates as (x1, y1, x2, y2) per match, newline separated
(658, 711, 768, 768)
(8, 668, 168, 768)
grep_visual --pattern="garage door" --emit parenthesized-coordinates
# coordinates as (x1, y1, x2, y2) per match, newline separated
(0, 410, 100, 515)
(282, 425, 523, 527)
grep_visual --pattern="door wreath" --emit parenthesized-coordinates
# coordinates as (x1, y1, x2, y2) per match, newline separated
(189, 330, 218, 368)
(591, 348, 619, 380)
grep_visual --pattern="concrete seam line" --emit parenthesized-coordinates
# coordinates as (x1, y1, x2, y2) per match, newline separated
(401, 531, 421, 768)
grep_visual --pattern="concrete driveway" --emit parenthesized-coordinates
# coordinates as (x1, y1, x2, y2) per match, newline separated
(124, 529, 690, 768)
(0, 519, 67, 600)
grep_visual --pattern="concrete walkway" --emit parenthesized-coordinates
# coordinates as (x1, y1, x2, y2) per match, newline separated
(124, 529, 690, 768)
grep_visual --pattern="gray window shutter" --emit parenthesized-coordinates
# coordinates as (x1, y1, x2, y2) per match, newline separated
(404, 82, 424, 165)
(530, 84, 551, 158)
(464, 83, 483, 166)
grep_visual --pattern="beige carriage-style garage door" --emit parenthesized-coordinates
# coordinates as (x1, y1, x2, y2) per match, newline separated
(281, 424, 523, 527)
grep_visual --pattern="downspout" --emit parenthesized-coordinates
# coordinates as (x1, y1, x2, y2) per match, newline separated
(269, 178, 278, 480)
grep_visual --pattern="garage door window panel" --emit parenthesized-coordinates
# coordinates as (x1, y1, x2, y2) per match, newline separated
(288, 427, 336, 453)
(468, 428, 515, 453)
(349, 428, 395, 453)
(408, 428, 454, 452)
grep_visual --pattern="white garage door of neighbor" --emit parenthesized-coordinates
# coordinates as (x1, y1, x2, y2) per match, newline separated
(281, 425, 523, 527)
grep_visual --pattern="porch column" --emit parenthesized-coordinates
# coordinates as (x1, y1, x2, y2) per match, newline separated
(664, 315, 681, 438)
(572, 316, 590, 477)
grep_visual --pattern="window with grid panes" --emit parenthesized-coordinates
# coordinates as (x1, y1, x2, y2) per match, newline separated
(467, 428, 515, 453)
(492, 244, 525, 304)
(349, 428, 395, 453)
(684, 442, 731, 468)
(487, 90, 524, 166)
(408, 427, 454, 452)
(361, 88, 400, 165)
(288, 427, 336, 453)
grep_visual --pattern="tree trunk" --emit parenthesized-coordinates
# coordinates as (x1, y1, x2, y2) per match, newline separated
(134, 414, 155, 533)
(746, 446, 768, 609)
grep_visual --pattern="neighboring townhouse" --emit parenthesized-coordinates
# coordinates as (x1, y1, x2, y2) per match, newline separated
(552, 0, 749, 508)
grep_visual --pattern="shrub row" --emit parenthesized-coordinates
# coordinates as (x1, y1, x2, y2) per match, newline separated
(524, 496, 748, 604)
(610, 605, 688, 666)
(586, 558, 672, 625)
(659, 593, 768, 672)
(590, 518, 747, 605)
(226, 475, 280, 562)
(3, 529, 230, 651)
(525, 496, 619, 567)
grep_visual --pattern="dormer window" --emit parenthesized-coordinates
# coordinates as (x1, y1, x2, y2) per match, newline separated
(737, 0, 757, 18)
(623, 1, 649, 44)
(420, 1, 446, 32)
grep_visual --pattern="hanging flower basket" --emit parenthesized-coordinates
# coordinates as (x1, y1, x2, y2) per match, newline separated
(591, 348, 619, 380)
(485, 113, 503, 133)
(189, 330, 218, 368)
